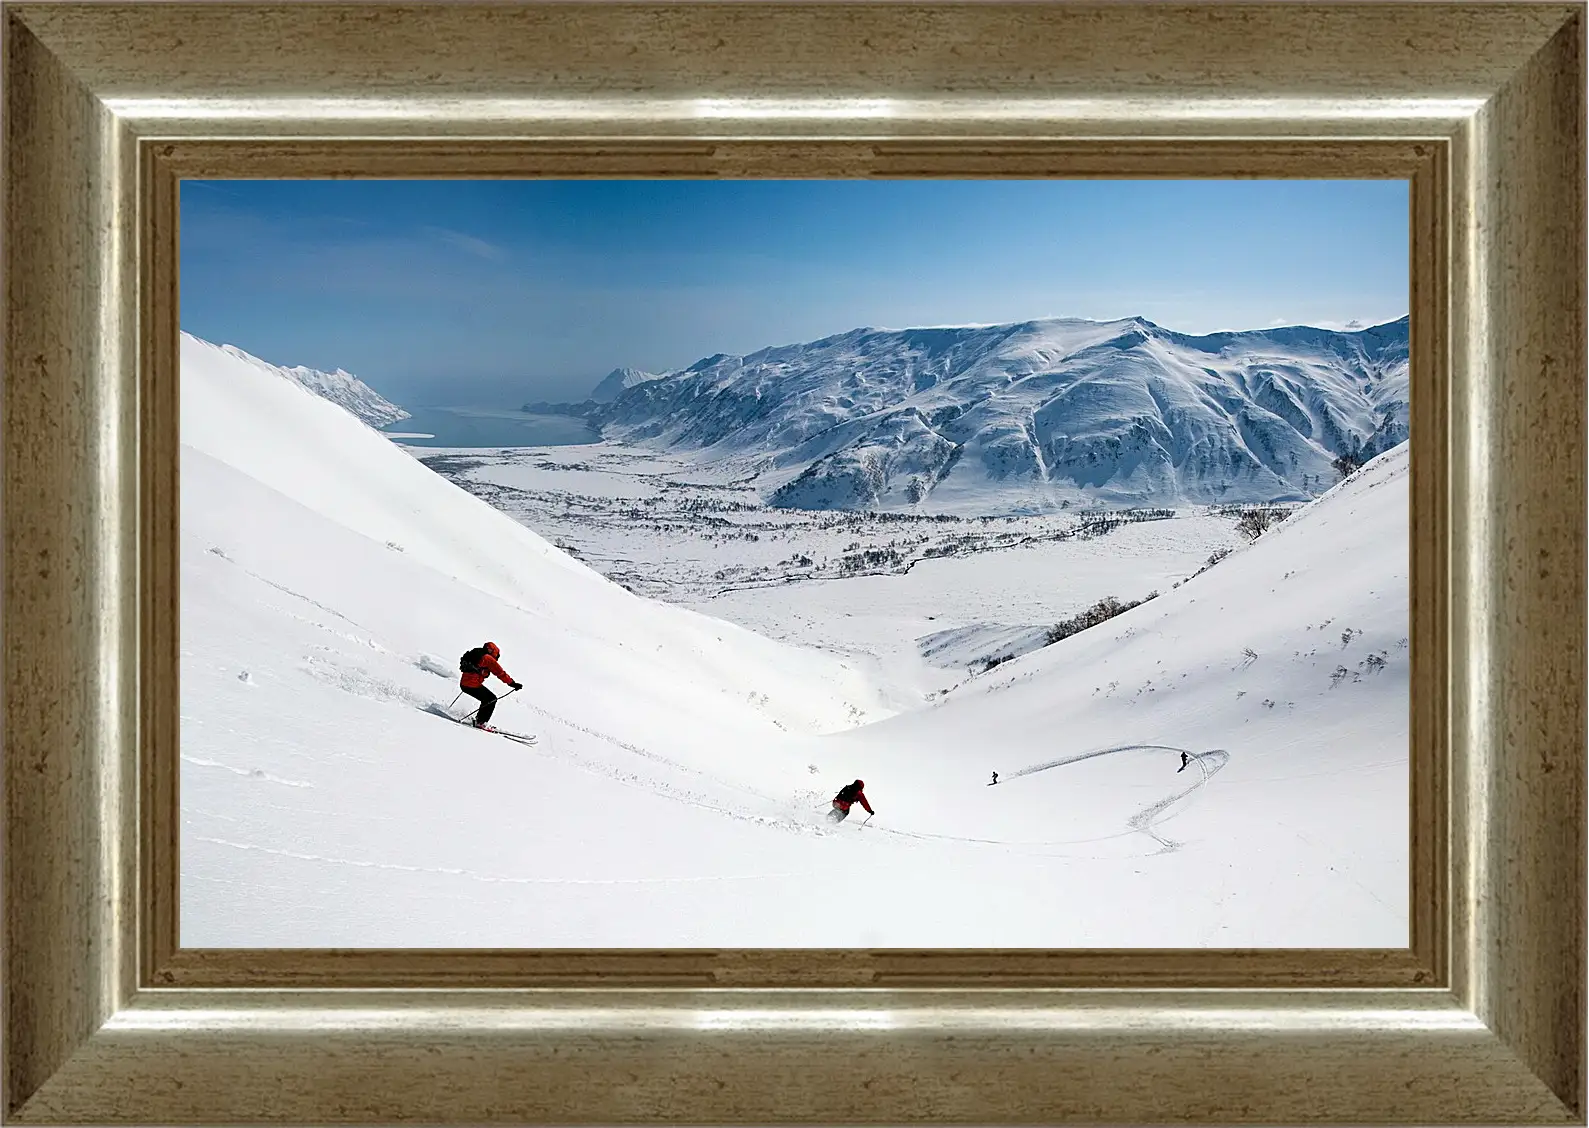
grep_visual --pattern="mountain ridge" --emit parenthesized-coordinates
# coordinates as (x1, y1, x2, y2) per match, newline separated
(204, 337, 411, 428)
(590, 314, 1410, 513)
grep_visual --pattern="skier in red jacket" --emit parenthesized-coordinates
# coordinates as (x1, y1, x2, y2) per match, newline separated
(827, 779, 874, 823)
(459, 642, 521, 728)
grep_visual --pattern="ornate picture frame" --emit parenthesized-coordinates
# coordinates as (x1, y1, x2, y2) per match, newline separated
(4, 2, 1583, 1122)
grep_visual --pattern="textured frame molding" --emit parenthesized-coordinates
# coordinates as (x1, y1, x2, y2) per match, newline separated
(3, 2, 1583, 1124)
(139, 135, 1450, 997)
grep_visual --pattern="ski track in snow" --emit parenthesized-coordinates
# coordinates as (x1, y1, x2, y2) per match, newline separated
(806, 746, 1230, 858)
(207, 545, 371, 632)
(181, 756, 315, 789)
(1003, 741, 1213, 779)
(1125, 750, 1228, 852)
(305, 655, 432, 712)
(190, 836, 802, 886)
(1002, 742, 1229, 852)
(430, 697, 1219, 858)
(422, 700, 836, 838)
(183, 801, 407, 824)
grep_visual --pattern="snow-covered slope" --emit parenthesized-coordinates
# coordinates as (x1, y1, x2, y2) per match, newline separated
(206, 336, 411, 427)
(597, 316, 1409, 512)
(818, 440, 1410, 943)
(181, 330, 1407, 948)
(180, 333, 906, 943)
(589, 366, 665, 403)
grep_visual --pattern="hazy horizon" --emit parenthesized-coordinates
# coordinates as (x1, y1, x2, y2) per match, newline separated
(180, 179, 1410, 408)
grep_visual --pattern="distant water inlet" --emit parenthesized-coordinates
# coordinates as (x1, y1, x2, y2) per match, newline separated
(382, 406, 596, 448)
(1005, 743, 1231, 852)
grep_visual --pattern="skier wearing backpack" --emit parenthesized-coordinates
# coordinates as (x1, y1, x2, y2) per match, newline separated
(827, 779, 873, 823)
(458, 642, 521, 728)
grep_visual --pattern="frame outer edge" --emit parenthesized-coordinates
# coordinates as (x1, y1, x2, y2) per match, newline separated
(1, 13, 138, 1118)
(4, 991, 1579, 1125)
(4, 2, 1582, 107)
(0, 0, 1585, 1124)
(1461, 9, 1588, 1118)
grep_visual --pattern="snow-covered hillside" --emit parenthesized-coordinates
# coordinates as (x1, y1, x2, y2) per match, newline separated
(830, 443, 1409, 888)
(206, 337, 411, 427)
(596, 316, 1409, 512)
(181, 332, 1407, 948)
(589, 366, 665, 403)
(180, 333, 898, 941)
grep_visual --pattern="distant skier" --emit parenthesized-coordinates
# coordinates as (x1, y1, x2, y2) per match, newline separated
(990, 771, 999, 786)
(459, 641, 522, 728)
(828, 779, 874, 823)
(1178, 751, 1191, 773)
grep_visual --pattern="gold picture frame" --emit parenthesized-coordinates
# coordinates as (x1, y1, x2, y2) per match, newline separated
(3, 2, 1583, 1122)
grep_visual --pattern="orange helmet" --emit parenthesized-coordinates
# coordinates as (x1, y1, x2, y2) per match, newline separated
(484, 642, 500, 657)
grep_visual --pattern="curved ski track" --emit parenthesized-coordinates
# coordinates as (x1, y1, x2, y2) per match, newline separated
(1006, 743, 1230, 852)
(421, 700, 1227, 857)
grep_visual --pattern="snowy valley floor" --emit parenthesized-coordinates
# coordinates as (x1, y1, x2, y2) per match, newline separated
(422, 442, 1249, 702)
(180, 333, 1409, 948)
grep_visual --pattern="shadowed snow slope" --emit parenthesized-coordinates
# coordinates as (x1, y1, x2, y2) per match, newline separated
(182, 332, 1407, 948)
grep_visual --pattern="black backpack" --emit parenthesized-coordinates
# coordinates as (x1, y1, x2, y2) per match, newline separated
(460, 646, 489, 675)
(835, 781, 863, 804)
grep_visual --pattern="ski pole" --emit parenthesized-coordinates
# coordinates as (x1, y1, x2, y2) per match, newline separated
(460, 684, 521, 724)
(481, 685, 522, 721)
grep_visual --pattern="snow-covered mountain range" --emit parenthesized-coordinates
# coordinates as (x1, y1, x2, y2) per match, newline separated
(212, 340, 410, 428)
(593, 316, 1409, 512)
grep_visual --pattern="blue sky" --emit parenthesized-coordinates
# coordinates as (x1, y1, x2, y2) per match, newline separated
(181, 179, 1409, 407)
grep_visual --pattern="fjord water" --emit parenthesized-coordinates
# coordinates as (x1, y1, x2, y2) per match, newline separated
(381, 405, 595, 448)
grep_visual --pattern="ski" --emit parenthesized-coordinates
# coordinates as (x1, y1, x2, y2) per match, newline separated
(471, 722, 538, 745)
(474, 724, 538, 745)
(489, 729, 539, 746)
(423, 703, 538, 744)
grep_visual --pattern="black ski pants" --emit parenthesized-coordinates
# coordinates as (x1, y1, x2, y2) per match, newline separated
(461, 683, 498, 725)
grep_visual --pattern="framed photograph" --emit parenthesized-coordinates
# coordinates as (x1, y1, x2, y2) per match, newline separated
(177, 175, 1415, 953)
(4, 2, 1583, 1124)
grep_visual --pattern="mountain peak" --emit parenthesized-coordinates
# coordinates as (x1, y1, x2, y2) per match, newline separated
(589, 365, 665, 403)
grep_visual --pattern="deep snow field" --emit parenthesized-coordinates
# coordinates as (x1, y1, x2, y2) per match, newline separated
(180, 332, 1409, 948)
